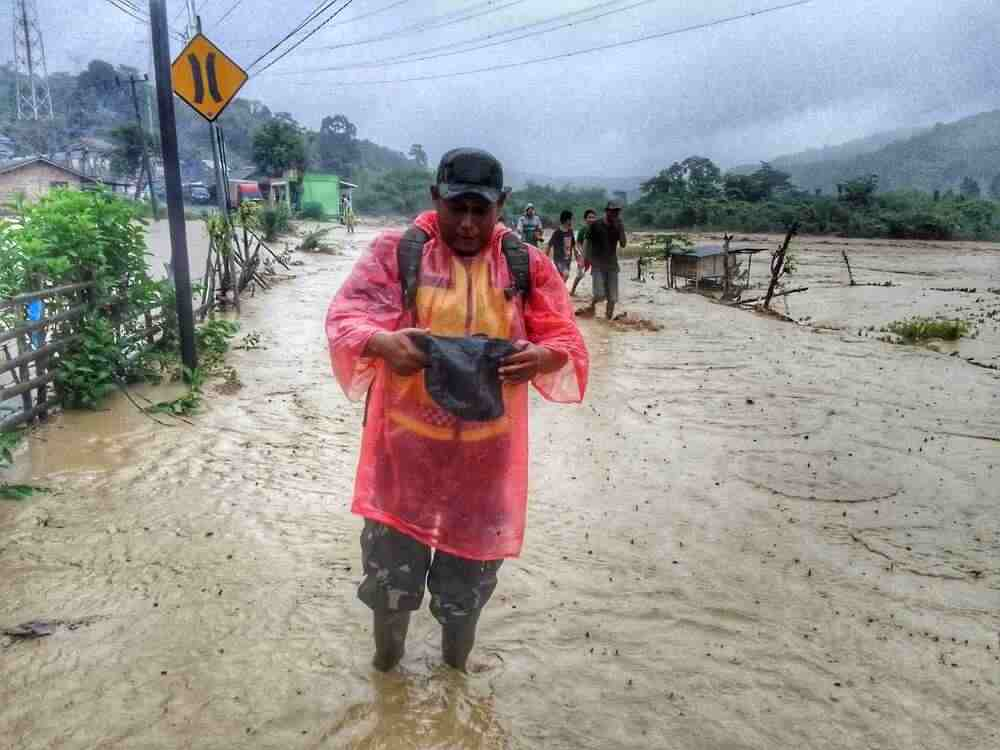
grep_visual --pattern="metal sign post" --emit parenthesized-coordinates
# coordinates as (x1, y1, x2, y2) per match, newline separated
(149, 0, 197, 372)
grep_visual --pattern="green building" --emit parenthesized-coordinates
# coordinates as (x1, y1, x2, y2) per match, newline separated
(300, 173, 356, 219)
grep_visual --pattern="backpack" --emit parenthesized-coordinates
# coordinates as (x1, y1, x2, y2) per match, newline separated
(397, 225, 531, 309)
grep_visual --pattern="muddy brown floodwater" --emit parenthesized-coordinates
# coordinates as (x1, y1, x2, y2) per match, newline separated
(2, 225, 998, 749)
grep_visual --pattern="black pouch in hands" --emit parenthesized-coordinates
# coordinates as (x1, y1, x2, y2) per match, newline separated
(415, 335, 517, 422)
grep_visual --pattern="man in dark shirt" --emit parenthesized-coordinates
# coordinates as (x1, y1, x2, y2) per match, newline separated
(546, 210, 576, 282)
(585, 200, 627, 319)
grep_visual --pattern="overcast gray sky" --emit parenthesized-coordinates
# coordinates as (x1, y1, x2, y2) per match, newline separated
(22, 0, 1000, 178)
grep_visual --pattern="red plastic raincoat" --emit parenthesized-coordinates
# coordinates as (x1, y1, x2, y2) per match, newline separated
(327, 211, 588, 560)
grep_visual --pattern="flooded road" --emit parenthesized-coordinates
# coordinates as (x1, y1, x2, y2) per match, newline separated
(2, 225, 998, 749)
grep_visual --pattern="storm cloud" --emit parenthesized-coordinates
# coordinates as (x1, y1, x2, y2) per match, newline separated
(40, 0, 1000, 178)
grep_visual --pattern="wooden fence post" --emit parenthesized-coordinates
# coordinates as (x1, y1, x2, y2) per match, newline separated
(763, 224, 799, 310)
(15, 300, 32, 417)
(841, 249, 856, 286)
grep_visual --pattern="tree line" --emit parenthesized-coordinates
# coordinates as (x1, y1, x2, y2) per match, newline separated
(629, 156, 1000, 240)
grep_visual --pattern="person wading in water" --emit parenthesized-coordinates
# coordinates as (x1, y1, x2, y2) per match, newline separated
(326, 148, 589, 672)
(582, 200, 627, 319)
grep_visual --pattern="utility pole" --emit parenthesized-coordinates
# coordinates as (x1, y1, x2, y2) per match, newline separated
(125, 74, 159, 220)
(150, 0, 197, 372)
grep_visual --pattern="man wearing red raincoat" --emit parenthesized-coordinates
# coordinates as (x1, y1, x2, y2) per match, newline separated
(326, 148, 588, 671)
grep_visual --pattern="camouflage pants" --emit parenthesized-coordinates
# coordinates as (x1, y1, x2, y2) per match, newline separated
(358, 519, 503, 626)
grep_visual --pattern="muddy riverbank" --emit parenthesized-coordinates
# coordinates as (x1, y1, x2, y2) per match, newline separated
(1, 223, 998, 749)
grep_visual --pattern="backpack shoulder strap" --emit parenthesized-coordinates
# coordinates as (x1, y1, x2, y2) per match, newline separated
(399, 226, 532, 307)
(500, 231, 532, 300)
(397, 225, 428, 309)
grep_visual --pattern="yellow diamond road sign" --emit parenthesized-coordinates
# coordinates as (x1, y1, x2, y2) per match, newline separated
(171, 34, 248, 122)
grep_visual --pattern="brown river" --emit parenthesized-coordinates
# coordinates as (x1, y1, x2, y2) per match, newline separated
(2, 224, 998, 749)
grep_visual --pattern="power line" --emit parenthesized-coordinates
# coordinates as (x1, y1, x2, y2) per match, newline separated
(251, 0, 356, 76)
(104, 0, 151, 24)
(104, 0, 187, 41)
(303, 0, 527, 54)
(196, 0, 411, 45)
(115, 0, 148, 16)
(214, 0, 246, 25)
(296, 0, 812, 87)
(246, 0, 345, 70)
(269, 0, 659, 76)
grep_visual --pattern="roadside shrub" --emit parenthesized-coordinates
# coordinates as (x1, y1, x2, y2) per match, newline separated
(300, 228, 330, 251)
(300, 201, 325, 220)
(260, 204, 291, 241)
(885, 317, 970, 343)
(0, 189, 151, 300)
(56, 316, 120, 409)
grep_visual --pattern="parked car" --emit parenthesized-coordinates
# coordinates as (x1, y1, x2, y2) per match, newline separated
(190, 186, 211, 204)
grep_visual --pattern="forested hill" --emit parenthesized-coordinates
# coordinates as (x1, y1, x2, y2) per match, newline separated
(763, 110, 1000, 195)
(0, 60, 414, 178)
(729, 125, 927, 174)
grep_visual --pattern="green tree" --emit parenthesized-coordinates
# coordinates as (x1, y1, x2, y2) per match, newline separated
(838, 174, 879, 208)
(109, 124, 156, 181)
(354, 168, 432, 215)
(960, 176, 982, 199)
(642, 156, 721, 199)
(252, 119, 306, 176)
(989, 175, 1000, 200)
(408, 143, 428, 169)
(754, 162, 793, 198)
(318, 114, 360, 175)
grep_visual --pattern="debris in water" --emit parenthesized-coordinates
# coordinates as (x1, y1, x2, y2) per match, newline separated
(2, 621, 55, 639)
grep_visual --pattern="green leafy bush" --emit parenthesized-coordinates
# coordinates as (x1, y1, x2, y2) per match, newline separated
(0, 189, 152, 301)
(56, 316, 120, 409)
(259, 204, 291, 241)
(197, 318, 239, 370)
(885, 317, 970, 343)
(300, 201, 325, 220)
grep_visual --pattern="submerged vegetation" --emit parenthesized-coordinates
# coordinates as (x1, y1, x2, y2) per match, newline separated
(884, 317, 971, 343)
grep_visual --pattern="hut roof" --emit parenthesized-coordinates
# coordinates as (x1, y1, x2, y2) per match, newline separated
(669, 244, 726, 258)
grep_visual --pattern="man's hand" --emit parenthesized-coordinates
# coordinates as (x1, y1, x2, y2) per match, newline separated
(499, 340, 565, 384)
(366, 329, 429, 376)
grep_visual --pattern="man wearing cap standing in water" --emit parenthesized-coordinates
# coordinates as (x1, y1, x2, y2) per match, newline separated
(583, 200, 628, 319)
(326, 148, 588, 672)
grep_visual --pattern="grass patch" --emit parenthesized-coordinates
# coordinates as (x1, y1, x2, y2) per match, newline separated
(300, 228, 331, 252)
(0, 484, 48, 501)
(884, 317, 970, 343)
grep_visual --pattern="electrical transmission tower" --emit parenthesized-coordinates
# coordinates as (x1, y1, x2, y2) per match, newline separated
(11, 0, 54, 120)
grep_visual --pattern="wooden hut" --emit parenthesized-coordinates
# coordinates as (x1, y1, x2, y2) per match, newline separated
(667, 245, 729, 288)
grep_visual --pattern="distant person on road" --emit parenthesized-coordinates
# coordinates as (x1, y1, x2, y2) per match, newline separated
(326, 148, 588, 673)
(570, 208, 597, 296)
(582, 200, 627, 319)
(343, 194, 356, 234)
(546, 210, 576, 282)
(516, 203, 543, 247)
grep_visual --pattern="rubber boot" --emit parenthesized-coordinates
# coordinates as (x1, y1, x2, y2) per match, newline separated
(606, 302, 616, 320)
(442, 615, 479, 672)
(372, 610, 410, 672)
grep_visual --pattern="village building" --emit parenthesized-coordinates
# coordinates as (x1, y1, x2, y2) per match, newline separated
(0, 156, 103, 204)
